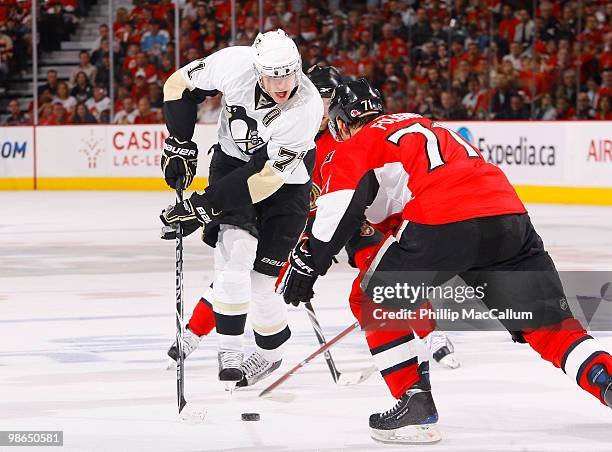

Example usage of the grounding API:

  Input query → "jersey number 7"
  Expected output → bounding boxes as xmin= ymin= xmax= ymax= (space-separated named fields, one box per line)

xmin=386 ymin=122 xmax=480 ymax=172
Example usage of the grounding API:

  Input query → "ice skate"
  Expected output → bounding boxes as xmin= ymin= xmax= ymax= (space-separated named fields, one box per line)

xmin=425 ymin=330 xmax=460 ymax=369
xmin=588 ymin=364 xmax=612 ymax=408
xmin=369 ymin=363 xmax=441 ymax=444
xmin=236 ymin=351 xmax=282 ymax=388
xmin=218 ymin=350 xmax=244 ymax=393
xmin=166 ymin=327 xmax=201 ymax=369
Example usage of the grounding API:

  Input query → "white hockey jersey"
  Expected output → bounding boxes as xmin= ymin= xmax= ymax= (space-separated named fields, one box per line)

xmin=177 ymin=46 xmax=323 ymax=188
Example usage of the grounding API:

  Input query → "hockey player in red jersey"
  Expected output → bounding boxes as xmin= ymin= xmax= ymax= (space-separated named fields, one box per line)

xmin=278 ymin=78 xmax=612 ymax=444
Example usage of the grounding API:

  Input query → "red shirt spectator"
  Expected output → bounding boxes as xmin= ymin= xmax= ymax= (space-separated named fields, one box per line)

xmin=130 ymin=51 xmax=157 ymax=83
xmin=378 ymin=24 xmax=409 ymax=62
xmin=499 ymin=5 xmax=520 ymax=42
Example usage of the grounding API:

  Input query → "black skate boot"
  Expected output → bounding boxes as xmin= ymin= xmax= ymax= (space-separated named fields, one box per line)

xmin=218 ymin=351 xmax=244 ymax=392
xmin=236 ymin=352 xmax=282 ymax=388
xmin=587 ymin=364 xmax=612 ymax=408
xmin=369 ymin=362 xmax=441 ymax=444
xmin=167 ymin=327 xmax=201 ymax=366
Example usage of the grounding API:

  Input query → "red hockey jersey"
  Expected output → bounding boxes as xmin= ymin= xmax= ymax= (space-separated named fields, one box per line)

xmin=309 ymin=113 xmax=526 ymax=274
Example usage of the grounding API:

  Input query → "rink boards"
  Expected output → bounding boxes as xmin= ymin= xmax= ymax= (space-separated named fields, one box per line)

xmin=0 ymin=121 xmax=611 ymax=205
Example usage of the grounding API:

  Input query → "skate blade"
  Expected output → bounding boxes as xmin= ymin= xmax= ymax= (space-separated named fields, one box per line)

xmin=223 ymin=381 xmax=238 ymax=393
xmin=337 ymin=365 xmax=377 ymax=385
xmin=439 ymin=354 xmax=460 ymax=370
xmin=370 ymin=424 xmax=441 ymax=445
xmin=166 ymin=358 xmax=177 ymax=370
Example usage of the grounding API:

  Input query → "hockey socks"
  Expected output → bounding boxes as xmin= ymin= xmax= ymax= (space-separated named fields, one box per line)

xmin=523 ymin=318 xmax=612 ymax=407
xmin=187 ymin=293 xmax=216 ymax=336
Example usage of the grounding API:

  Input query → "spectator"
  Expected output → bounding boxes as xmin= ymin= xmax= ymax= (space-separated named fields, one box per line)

xmin=555 ymin=96 xmax=576 ymax=119
xmin=595 ymin=95 xmax=611 ymax=119
xmin=461 ymin=77 xmax=484 ymax=118
xmin=95 ymin=54 xmax=112 ymax=91
xmin=148 ymin=82 xmax=162 ymax=109
xmin=69 ymin=51 xmax=97 ymax=87
xmin=498 ymin=4 xmax=520 ymax=43
xmin=435 ymin=91 xmax=467 ymax=120
xmin=39 ymin=69 xmax=59 ymax=96
xmin=131 ymin=75 xmax=149 ymax=100
xmin=157 ymin=56 xmax=174 ymax=84
xmin=0 ymin=29 xmax=13 ymax=85
xmin=134 ymin=96 xmax=158 ymax=123
xmin=514 ymin=9 xmax=535 ymax=48
xmin=92 ymin=24 xmax=109 ymax=52
xmin=71 ymin=72 xmax=93 ymax=103
xmin=489 ymin=74 xmax=516 ymax=118
xmin=141 ymin=19 xmax=170 ymax=58
xmin=53 ymin=82 xmax=78 ymax=114
xmin=130 ymin=51 xmax=157 ymax=83
xmin=113 ymin=97 xmax=138 ymax=124
xmin=236 ymin=16 xmax=258 ymax=46
xmin=38 ymin=103 xmax=56 ymax=125
xmin=3 ymin=99 xmax=30 ymax=125
xmin=532 ymin=93 xmax=557 ymax=120
xmin=410 ymin=8 xmax=432 ymax=47
xmin=51 ymin=102 xmax=68 ymax=125
xmin=91 ymin=38 xmax=109 ymax=67
xmin=558 ymin=68 xmax=579 ymax=106
xmin=85 ymin=85 xmax=111 ymax=122
xmin=71 ymin=102 xmax=98 ymax=124
xmin=499 ymin=94 xmax=530 ymax=119
xmin=575 ymin=92 xmax=595 ymax=119
xmin=503 ymin=42 xmax=524 ymax=71
xmin=378 ymin=23 xmax=409 ymax=62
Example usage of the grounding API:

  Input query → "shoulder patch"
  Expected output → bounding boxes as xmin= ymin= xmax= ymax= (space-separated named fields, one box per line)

xmin=310 ymin=182 xmax=321 ymax=211
xmin=360 ymin=222 xmax=376 ymax=237
xmin=262 ymin=107 xmax=281 ymax=127
xmin=187 ymin=59 xmax=205 ymax=79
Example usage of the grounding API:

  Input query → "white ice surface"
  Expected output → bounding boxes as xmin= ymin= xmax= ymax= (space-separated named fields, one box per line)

xmin=1 ymin=192 xmax=611 ymax=452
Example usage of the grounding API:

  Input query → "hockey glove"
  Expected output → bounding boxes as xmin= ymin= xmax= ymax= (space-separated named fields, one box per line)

xmin=160 ymin=191 xmax=222 ymax=231
xmin=276 ymin=238 xmax=319 ymax=307
xmin=161 ymin=136 xmax=198 ymax=189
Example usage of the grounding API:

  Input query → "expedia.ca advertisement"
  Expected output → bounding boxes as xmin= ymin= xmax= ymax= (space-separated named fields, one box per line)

xmin=442 ymin=121 xmax=565 ymax=186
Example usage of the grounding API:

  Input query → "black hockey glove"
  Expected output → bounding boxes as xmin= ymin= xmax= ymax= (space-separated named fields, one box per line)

xmin=276 ymin=238 xmax=319 ymax=307
xmin=160 ymin=191 xmax=222 ymax=232
xmin=161 ymin=136 xmax=198 ymax=189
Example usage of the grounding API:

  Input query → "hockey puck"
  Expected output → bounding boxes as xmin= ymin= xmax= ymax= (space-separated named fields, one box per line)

xmin=241 ymin=412 xmax=260 ymax=421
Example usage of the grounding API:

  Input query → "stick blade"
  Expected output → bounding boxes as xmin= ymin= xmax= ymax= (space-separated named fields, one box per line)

xmin=337 ymin=365 xmax=377 ymax=386
xmin=179 ymin=403 xmax=207 ymax=424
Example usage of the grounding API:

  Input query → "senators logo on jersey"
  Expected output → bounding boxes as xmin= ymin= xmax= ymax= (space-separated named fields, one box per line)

xmin=310 ymin=182 xmax=321 ymax=211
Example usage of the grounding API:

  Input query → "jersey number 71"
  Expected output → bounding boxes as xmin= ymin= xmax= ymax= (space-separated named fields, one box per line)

xmin=386 ymin=123 xmax=480 ymax=172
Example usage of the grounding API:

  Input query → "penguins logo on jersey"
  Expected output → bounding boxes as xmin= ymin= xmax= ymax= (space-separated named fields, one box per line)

xmin=226 ymin=105 xmax=265 ymax=155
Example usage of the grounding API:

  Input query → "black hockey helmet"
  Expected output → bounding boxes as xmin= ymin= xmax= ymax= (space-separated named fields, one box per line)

xmin=306 ymin=64 xmax=342 ymax=98
xmin=328 ymin=78 xmax=384 ymax=141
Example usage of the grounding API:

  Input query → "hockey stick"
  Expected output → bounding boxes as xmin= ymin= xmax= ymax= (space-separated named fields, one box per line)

xmin=175 ymin=181 xmax=187 ymax=414
xmin=304 ymin=302 xmax=376 ymax=386
xmin=259 ymin=320 xmax=376 ymax=398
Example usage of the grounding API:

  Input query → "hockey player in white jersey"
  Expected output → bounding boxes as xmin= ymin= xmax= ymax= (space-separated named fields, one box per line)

xmin=159 ymin=30 xmax=323 ymax=389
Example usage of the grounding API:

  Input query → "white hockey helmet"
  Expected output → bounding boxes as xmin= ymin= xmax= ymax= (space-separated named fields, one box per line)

xmin=252 ymin=29 xmax=301 ymax=88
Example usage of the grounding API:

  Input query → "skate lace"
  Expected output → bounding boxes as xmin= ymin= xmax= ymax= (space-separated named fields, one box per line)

xmin=381 ymin=393 xmax=410 ymax=417
xmin=427 ymin=331 xmax=449 ymax=354
xmin=220 ymin=351 xmax=243 ymax=369
xmin=182 ymin=330 xmax=200 ymax=355
xmin=242 ymin=352 xmax=269 ymax=378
